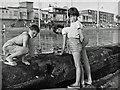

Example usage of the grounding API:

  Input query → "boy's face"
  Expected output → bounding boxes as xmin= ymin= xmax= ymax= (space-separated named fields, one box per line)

xmin=29 ymin=30 xmax=38 ymax=38
xmin=70 ymin=15 xmax=77 ymax=23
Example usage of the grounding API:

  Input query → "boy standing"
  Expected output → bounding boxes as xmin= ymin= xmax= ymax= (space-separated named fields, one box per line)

xmin=2 ymin=24 xmax=40 ymax=66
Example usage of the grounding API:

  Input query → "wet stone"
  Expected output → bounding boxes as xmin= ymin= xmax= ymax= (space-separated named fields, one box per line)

xmin=2 ymin=45 xmax=120 ymax=90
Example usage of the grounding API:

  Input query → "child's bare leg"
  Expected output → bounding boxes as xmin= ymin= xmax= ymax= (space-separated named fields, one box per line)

xmin=5 ymin=47 xmax=29 ymax=66
xmin=80 ymin=63 xmax=85 ymax=86
xmin=82 ymin=47 xmax=92 ymax=84
xmin=22 ymin=56 xmax=30 ymax=65
xmin=71 ymin=52 xmax=82 ymax=87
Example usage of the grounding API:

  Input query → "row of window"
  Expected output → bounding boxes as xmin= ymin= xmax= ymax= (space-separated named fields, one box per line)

xmin=2 ymin=10 xmax=8 ymax=13
xmin=1 ymin=10 xmax=27 ymax=16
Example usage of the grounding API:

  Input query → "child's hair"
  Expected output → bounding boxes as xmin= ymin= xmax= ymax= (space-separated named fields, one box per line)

xmin=68 ymin=7 xmax=79 ymax=17
xmin=29 ymin=24 xmax=40 ymax=33
xmin=53 ymin=24 xmax=64 ymax=34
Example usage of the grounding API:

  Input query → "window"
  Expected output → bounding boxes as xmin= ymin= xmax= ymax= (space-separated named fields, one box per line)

xmin=14 ymin=11 xmax=18 ymax=16
xmin=34 ymin=13 xmax=38 ymax=19
xmin=2 ymin=10 xmax=4 ymax=13
xmin=42 ymin=14 xmax=45 ymax=18
xmin=83 ymin=16 xmax=85 ymax=20
xmin=53 ymin=14 xmax=56 ymax=18
xmin=86 ymin=16 xmax=88 ymax=20
xmin=56 ymin=14 xmax=63 ymax=21
xmin=22 ymin=12 xmax=26 ymax=16
xmin=46 ymin=14 xmax=48 ymax=19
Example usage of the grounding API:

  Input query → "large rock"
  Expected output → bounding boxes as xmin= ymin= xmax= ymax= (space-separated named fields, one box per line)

xmin=2 ymin=45 xmax=120 ymax=90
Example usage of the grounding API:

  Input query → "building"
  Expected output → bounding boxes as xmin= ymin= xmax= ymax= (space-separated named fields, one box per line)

xmin=81 ymin=9 xmax=114 ymax=26
xmin=79 ymin=13 xmax=93 ymax=26
xmin=117 ymin=1 xmax=120 ymax=24
xmin=19 ymin=1 xmax=34 ymax=20
xmin=0 ymin=1 xmax=51 ymax=28
xmin=0 ymin=1 xmax=115 ymax=29
xmin=42 ymin=6 xmax=67 ymax=26
xmin=0 ymin=1 xmax=38 ymax=28
xmin=118 ymin=1 xmax=120 ymax=15
xmin=0 ymin=6 xmax=28 ymax=27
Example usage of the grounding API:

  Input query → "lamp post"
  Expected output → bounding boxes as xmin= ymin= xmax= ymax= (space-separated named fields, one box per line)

xmin=66 ymin=2 xmax=69 ymax=26
xmin=96 ymin=0 xmax=99 ymax=46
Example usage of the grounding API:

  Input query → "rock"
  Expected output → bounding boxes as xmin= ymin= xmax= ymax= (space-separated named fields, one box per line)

xmin=2 ymin=45 xmax=120 ymax=90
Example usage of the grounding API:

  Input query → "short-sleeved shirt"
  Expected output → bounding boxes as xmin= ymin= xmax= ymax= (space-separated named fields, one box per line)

xmin=62 ymin=20 xmax=83 ymax=38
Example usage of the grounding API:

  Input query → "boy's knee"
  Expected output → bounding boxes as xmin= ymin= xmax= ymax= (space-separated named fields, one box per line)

xmin=20 ymin=47 xmax=29 ymax=54
xmin=23 ymin=47 xmax=29 ymax=54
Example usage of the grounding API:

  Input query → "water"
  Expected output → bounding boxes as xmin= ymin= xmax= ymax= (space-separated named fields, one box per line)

xmin=0 ymin=27 xmax=119 ymax=55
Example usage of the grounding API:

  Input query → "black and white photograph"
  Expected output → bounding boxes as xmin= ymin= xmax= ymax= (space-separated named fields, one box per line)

xmin=0 ymin=0 xmax=120 ymax=90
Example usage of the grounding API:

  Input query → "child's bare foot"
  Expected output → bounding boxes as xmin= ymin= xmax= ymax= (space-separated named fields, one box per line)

xmin=67 ymin=83 xmax=80 ymax=89
xmin=22 ymin=60 xmax=30 ymax=65
xmin=4 ymin=56 xmax=17 ymax=66
xmin=6 ymin=56 xmax=12 ymax=61
xmin=85 ymin=79 xmax=92 ymax=85
xmin=22 ymin=56 xmax=30 ymax=65
xmin=4 ymin=61 xmax=17 ymax=66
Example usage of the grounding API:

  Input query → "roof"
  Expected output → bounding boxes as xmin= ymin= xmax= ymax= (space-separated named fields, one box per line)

xmin=7 ymin=7 xmax=19 ymax=9
xmin=19 ymin=1 xmax=33 ymax=4
xmin=54 ymin=7 xmax=67 ymax=10
xmin=0 ymin=7 xmax=9 ymax=10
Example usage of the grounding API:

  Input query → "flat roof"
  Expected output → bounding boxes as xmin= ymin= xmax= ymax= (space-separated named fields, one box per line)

xmin=19 ymin=1 xmax=33 ymax=3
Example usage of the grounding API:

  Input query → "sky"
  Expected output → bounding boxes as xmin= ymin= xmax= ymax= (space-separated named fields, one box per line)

xmin=0 ymin=0 xmax=119 ymax=15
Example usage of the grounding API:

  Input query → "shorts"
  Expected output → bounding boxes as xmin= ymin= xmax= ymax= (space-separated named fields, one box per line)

xmin=68 ymin=38 xmax=82 ymax=52
xmin=3 ymin=45 xmax=23 ymax=56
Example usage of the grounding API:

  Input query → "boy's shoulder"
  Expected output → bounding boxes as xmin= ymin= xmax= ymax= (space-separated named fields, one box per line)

xmin=21 ymin=32 xmax=30 ymax=38
xmin=76 ymin=20 xmax=83 ymax=27
xmin=76 ymin=20 xmax=82 ymax=25
xmin=22 ymin=31 xmax=28 ymax=35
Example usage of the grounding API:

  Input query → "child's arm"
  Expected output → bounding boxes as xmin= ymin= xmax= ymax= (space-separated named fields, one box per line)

xmin=23 ymin=35 xmax=29 ymax=47
xmin=28 ymin=38 xmax=35 ymax=56
xmin=60 ymin=34 xmax=67 ymax=55
xmin=78 ymin=28 xmax=84 ymax=42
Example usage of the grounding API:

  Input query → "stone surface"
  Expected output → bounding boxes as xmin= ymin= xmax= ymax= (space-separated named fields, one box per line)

xmin=2 ymin=45 xmax=120 ymax=90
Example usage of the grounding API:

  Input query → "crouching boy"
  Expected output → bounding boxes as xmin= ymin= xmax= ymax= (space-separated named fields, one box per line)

xmin=2 ymin=24 xmax=40 ymax=66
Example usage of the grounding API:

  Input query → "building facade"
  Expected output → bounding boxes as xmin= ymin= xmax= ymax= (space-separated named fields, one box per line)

xmin=0 ymin=2 xmax=115 ymax=29
xmin=0 ymin=7 xmax=28 ymax=27
xmin=81 ymin=9 xmax=114 ymax=25
xmin=118 ymin=1 xmax=120 ymax=15
xmin=43 ymin=6 xmax=67 ymax=26
xmin=117 ymin=1 xmax=120 ymax=24
xmin=0 ymin=1 xmax=36 ymax=28
xmin=0 ymin=1 xmax=51 ymax=28
xmin=79 ymin=13 xmax=93 ymax=26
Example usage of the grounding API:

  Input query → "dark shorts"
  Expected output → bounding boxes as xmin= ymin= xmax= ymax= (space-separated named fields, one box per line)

xmin=68 ymin=38 xmax=82 ymax=52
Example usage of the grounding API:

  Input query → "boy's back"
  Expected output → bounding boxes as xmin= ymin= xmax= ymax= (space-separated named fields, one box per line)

xmin=4 ymin=32 xmax=30 ymax=47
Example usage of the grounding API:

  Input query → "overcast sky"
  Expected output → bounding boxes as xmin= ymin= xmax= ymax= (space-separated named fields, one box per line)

xmin=0 ymin=0 xmax=119 ymax=15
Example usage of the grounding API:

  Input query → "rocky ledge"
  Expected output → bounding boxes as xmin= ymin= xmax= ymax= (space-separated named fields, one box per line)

xmin=2 ymin=44 xmax=120 ymax=90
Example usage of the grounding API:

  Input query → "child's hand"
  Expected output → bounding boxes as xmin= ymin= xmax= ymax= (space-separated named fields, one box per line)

xmin=80 ymin=36 xmax=84 ymax=43
xmin=59 ymin=51 xmax=64 ymax=55
xmin=55 ymin=50 xmax=64 ymax=56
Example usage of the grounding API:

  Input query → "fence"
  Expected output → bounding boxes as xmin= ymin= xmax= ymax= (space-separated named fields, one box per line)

xmin=0 ymin=27 xmax=119 ymax=55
